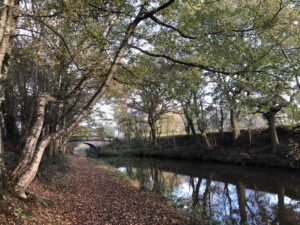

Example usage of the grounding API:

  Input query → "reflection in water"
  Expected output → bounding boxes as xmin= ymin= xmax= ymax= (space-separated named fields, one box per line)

xmin=102 ymin=157 xmax=300 ymax=225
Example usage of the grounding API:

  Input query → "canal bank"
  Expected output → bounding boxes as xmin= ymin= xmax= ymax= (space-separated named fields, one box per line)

xmin=98 ymin=127 xmax=300 ymax=169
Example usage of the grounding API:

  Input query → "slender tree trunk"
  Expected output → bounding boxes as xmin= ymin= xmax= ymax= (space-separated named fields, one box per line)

xmin=230 ymin=109 xmax=240 ymax=143
xmin=49 ymin=137 xmax=63 ymax=157
xmin=0 ymin=0 xmax=19 ymax=186
xmin=183 ymin=115 xmax=191 ymax=136
xmin=196 ymin=119 xmax=212 ymax=149
xmin=265 ymin=112 xmax=280 ymax=154
xmin=247 ymin=127 xmax=252 ymax=150
xmin=0 ymin=113 xmax=4 ymax=186
xmin=186 ymin=116 xmax=197 ymax=140
xmin=202 ymin=132 xmax=213 ymax=149
xmin=219 ymin=107 xmax=224 ymax=134
xmin=149 ymin=116 xmax=158 ymax=147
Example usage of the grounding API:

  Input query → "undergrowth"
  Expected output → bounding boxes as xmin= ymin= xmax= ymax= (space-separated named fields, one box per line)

xmin=38 ymin=153 xmax=71 ymax=183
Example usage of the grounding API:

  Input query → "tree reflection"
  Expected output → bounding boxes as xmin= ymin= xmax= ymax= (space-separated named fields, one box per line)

xmin=190 ymin=177 xmax=201 ymax=208
xmin=275 ymin=187 xmax=299 ymax=225
xmin=108 ymin=158 xmax=300 ymax=225
xmin=236 ymin=182 xmax=247 ymax=225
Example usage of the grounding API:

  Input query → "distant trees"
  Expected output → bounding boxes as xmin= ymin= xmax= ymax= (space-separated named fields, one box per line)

xmin=119 ymin=58 xmax=174 ymax=147
xmin=168 ymin=67 xmax=214 ymax=148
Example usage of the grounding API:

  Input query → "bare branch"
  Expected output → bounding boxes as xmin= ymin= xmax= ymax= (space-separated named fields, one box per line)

xmin=129 ymin=44 xmax=235 ymax=75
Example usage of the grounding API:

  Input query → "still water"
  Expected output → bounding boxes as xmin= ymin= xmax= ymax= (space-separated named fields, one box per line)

xmin=100 ymin=156 xmax=300 ymax=225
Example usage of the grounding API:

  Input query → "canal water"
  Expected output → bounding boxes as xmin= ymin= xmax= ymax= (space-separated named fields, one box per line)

xmin=99 ymin=156 xmax=300 ymax=225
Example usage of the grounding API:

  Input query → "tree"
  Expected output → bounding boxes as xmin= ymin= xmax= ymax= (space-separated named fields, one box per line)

xmin=10 ymin=0 xmax=176 ymax=199
xmin=1 ymin=0 xmax=299 ymax=199
xmin=168 ymin=66 xmax=214 ymax=148
xmin=124 ymin=58 xmax=174 ymax=147
xmin=0 ymin=0 xmax=19 ymax=186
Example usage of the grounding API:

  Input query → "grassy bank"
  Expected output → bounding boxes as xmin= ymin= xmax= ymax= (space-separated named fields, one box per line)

xmin=98 ymin=126 xmax=300 ymax=169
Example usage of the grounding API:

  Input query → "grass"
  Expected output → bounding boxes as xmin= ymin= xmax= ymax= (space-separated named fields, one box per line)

xmin=86 ymin=157 xmax=132 ymax=182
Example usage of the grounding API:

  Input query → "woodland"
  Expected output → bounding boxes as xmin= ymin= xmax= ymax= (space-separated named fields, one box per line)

xmin=0 ymin=0 xmax=299 ymax=208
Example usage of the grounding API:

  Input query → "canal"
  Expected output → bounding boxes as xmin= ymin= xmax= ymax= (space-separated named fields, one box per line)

xmin=99 ymin=156 xmax=300 ymax=224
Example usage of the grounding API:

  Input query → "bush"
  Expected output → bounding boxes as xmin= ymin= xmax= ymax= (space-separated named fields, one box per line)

xmin=38 ymin=153 xmax=71 ymax=183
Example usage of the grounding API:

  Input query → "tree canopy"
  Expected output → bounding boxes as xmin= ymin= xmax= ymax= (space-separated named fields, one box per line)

xmin=0 ymin=0 xmax=299 ymax=198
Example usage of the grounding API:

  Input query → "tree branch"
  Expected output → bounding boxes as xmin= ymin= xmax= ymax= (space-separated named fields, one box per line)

xmin=129 ymin=44 xmax=235 ymax=75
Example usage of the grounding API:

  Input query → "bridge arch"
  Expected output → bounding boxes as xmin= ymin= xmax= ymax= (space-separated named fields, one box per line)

xmin=83 ymin=143 xmax=97 ymax=150
xmin=67 ymin=136 xmax=113 ymax=155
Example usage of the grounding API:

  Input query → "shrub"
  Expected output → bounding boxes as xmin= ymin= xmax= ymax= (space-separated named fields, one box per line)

xmin=38 ymin=153 xmax=71 ymax=183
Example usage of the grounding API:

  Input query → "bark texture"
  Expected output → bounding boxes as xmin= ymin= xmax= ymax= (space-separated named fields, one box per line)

xmin=265 ymin=112 xmax=280 ymax=154
xmin=0 ymin=0 xmax=19 ymax=185
xmin=230 ymin=109 xmax=240 ymax=143
xmin=11 ymin=94 xmax=59 ymax=181
xmin=148 ymin=114 xmax=158 ymax=147
xmin=14 ymin=136 xmax=51 ymax=199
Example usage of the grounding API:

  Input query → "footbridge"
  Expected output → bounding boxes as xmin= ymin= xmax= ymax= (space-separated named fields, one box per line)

xmin=67 ymin=136 xmax=113 ymax=154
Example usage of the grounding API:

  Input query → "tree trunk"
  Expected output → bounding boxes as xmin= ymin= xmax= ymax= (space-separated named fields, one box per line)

xmin=202 ymin=132 xmax=213 ymax=149
xmin=265 ymin=112 xmax=280 ymax=154
xmin=0 ymin=113 xmax=4 ymax=187
xmin=230 ymin=109 xmax=240 ymax=143
xmin=186 ymin=116 xmax=197 ymax=140
xmin=0 ymin=0 xmax=19 ymax=186
xmin=149 ymin=116 xmax=158 ymax=148
xmin=219 ymin=107 xmax=224 ymax=134
xmin=13 ymin=136 xmax=51 ymax=199
xmin=196 ymin=119 xmax=212 ymax=149
xmin=49 ymin=137 xmax=63 ymax=157
xmin=0 ymin=0 xmax=19 ymax=76
xmin=11 ymin=94 xmax=60 ymax=182
xmin=183 ymin=115 xmax=191 ymax=136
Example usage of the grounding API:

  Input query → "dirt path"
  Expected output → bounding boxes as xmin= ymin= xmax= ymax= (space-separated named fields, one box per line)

xmin=27 ymin=156 xmax=190 ymax=225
